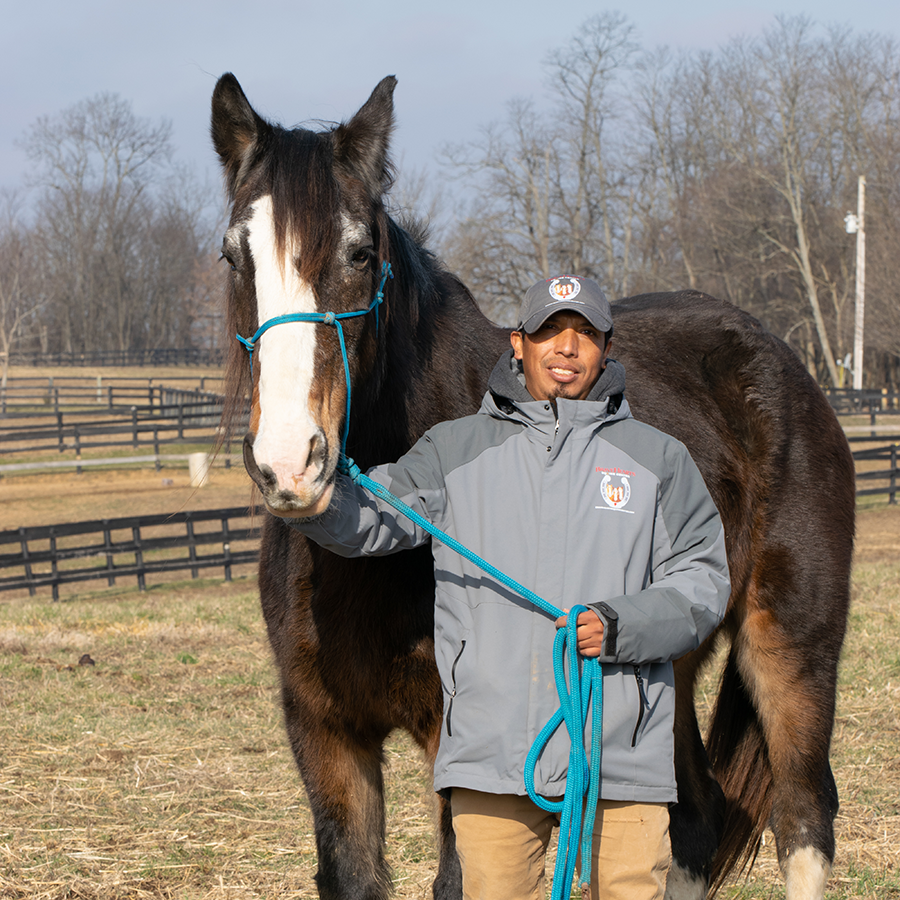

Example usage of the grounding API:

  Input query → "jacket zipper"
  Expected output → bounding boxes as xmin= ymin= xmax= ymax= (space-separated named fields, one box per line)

xmin=631 ymin=665 xmax=651 ymax=747
xmin=446 ymin=640 xmax=466 ymax=737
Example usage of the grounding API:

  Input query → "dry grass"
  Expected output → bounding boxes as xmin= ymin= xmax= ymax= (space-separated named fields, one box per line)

xmin=0 ymin=502 xmax=897 ymax=898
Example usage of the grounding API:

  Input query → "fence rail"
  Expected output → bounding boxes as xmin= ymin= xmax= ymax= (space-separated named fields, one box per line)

xmin=6 ymin=348 xmax=224 ymax=368
xmin=0 ymin=507 xmax=259 ymax=601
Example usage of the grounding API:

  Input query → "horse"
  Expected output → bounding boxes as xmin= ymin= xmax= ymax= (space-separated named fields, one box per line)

xmin=211 ymin=73 xmax=854 ymax=900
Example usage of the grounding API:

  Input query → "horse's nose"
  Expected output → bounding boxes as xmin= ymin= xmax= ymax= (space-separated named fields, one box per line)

xmin=307 ymin=429 xmax=327 ymax=475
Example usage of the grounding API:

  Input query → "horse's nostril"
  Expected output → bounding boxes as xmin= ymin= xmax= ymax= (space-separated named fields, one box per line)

xmin=307 ymin=431 xmax=327 ymax=470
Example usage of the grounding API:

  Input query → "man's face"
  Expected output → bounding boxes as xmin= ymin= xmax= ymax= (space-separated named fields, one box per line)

xmin=510 ymin=311 xmax=612 ymax=403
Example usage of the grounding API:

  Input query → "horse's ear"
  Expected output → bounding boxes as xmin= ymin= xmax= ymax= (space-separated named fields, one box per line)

xmin=211 ymin=73 xmax=271 ymax=197
xmin=333 ymin=76 xmax=397 ymax=199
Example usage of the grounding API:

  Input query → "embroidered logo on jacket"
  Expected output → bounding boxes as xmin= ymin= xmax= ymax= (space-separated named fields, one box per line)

xmin=595 ymin=467 xmax=635 ymax=513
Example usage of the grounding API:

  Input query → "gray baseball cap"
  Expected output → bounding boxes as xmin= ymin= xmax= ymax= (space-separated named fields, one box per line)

xmin=517 ymin=275 xmax=613 ymax=335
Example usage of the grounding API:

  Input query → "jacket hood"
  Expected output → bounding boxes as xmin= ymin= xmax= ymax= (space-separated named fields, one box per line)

xmin=486 ymin=347 xmax=627 ymax=409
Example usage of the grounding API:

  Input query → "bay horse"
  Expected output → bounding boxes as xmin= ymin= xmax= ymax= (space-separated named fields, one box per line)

xmin=211 ymin=73 xmax=854 ymax=900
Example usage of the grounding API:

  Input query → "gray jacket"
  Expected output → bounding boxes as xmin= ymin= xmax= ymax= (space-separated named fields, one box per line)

xmin=289 ymin=351 xmax=730 ymax=802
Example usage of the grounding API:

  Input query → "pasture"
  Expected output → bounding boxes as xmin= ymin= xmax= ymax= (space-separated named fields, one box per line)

xmin=0 ymin=467 xmax=897 ymax=898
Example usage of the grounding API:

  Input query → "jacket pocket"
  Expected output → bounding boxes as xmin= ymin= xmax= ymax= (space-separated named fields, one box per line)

xmin=631 ymin=664 xmax=651 ymax=747
xmin=445 ymin=640 xmax=466 ymax=737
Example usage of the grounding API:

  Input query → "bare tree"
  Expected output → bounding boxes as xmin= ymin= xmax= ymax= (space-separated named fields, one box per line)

xmin=633 ymin=18 xmax=900 ymax=385
xmin=441 ymin=14 xmax=639 ymax=319
xmin=21 ymin=94 xmax=216 ymax=354
xmin=0 ymin=193 xmax=46 ymax=386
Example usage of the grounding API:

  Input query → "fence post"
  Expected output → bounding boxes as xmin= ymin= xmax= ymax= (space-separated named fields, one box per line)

xmin=75 ymin=428 xmax=82 ymax=474
xmin=57 ymin=411 xmax=64 ymax=453
xmin=49 ymin=528 xmax=59 ymax=602
xmin=133 ymin=524 xmax=146 ymax=591
xmin=19 ymin=527 xmax=35 ymax=597
xmin=131 ymin=406 xmax=138 ymax=449
xmin=891 ymin=444 xmax=897 ymax=506
xmin=154 ymin=428 xmax=161 ymax=471
xmin=108 ymin=385 xmax=113 ymax=409
xmin=222 ymin=515 xmax=232 ymax=582
xmin=186 ymin=513 xmax=198 ymax=579
xmin=103 ymin=521 xmax=116 ymax=586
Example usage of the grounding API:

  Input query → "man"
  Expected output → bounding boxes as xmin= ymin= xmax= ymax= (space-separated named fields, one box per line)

xmin=285 ymin=275 xmax=730 ymax=900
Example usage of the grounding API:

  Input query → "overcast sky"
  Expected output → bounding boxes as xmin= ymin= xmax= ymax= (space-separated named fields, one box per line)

xmin=3 ymin=0 xmax=899 ymax=208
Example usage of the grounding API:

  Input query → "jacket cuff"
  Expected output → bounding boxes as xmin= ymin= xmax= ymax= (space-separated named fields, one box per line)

xmin=590 ymin=601 xmax=619 ymax=658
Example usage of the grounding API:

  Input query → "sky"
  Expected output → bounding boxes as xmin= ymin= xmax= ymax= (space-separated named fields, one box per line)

xmin=3 ymin=0 xmax=900 ymax=211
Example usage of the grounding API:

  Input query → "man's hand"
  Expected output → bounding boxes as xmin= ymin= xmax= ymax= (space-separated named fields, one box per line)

xmin=555 ymin=608 xmax=604 ymax=658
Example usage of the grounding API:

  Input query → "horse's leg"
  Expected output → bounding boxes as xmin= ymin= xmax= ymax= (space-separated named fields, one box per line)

xmin=432 ymin=792 xmax=463 ymax=900
xmin=733 ymin=607 xmax=841 ymax=900
xmin=390 ymin=642 xmax=463 ymax=900
xmin=282 ymin=686 xmax=393 ymax=900
xmin=666 ymin=649 xmax=726 ymax=900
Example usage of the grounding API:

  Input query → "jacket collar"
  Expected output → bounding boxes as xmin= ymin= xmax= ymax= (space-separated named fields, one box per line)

xmin=479 ymin=348 xmax=630 ymax=435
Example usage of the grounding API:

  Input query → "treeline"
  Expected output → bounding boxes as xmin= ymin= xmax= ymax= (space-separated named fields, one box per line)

xmin=2 ymin=15 xmax=898 ymax=391
xmin=438 ymin=14 xmax=900 ymax=389
xmin=0 ymin=94 xmax=223 ymax=383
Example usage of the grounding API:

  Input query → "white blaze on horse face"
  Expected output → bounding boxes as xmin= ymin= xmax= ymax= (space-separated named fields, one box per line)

xmin=246 ymin=195 xmax=325 ymax=501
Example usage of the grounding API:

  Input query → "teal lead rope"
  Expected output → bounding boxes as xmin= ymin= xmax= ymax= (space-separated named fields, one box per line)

xmin=339 ymin=457 xmax=604 ymax=899
xmin=237 ymin=260 xmax=603 ymax=899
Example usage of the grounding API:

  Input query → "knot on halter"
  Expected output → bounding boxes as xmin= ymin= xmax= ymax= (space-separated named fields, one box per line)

xmin=337 ymin=454 xmax=362 ymax=483
xmin=323 ymin=311 xmax=336 ymax=325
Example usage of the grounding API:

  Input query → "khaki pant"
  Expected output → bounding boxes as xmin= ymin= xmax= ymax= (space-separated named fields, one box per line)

xmin=450 ymin=788 xmax=670 ymax=900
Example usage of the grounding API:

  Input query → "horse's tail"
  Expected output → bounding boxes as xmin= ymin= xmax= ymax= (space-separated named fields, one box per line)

xmin=706 ymin=648 xmax=773 ymax=895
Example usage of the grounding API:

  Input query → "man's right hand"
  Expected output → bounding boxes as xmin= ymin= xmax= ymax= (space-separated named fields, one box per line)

xmin=555 ymin=608 xmax=604 ymax=657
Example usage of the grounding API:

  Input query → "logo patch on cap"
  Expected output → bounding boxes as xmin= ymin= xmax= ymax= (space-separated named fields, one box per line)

xmin=548 ymin=277 xmax=581 ymax=302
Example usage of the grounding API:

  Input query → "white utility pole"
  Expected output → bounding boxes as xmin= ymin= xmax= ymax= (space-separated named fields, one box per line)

xmin=844 ymin=176 xmax=866 ymax=391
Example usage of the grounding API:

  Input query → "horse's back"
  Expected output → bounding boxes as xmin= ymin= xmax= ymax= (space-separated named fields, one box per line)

xmin=611 ymin=290 xmax=855 ymax=553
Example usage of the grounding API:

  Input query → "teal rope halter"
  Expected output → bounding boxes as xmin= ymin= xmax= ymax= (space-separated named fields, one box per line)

xmin=236 ymin=261 xmax=393 ymax=451
xmin=236 ymin=259 xmax=603 ymax=899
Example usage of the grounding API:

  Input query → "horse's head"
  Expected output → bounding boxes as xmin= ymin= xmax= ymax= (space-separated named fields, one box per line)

xmin=212 ymin=73 xmax=396 ymax=517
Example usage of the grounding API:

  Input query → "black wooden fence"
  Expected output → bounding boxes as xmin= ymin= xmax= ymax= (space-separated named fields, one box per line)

xmin=826 ymin=388 xmax=900 ymax=423
xmin=0 ymin=398 xmax=247 ymax=460
xmin=851 ymin=440 xmax=899 ymax=504
xmin=6 ymin=348 xmax=224 ymax=368
xmin=0 ymin=377 xmax=225 ymax=415
xmin=0 ymin=507 xmax=259 ymax=601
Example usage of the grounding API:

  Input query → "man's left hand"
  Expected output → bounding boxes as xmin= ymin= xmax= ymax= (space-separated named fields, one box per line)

xmin=555 ymin=608 xmax=604 ymax=657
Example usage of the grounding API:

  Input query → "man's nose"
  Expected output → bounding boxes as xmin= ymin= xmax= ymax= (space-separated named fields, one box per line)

xmin=554 ymin=328 xmax=579 ymax=355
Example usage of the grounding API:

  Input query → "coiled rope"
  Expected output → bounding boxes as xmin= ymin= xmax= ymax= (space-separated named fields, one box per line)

xmin=237 ymin=260 xmax=603 ymax=899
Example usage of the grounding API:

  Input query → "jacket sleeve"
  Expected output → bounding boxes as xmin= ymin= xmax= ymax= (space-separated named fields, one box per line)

xmin=590 ymin=441 xmax=730 ymax=665
xmin=280 ymin=433 xmax=446 ymax=557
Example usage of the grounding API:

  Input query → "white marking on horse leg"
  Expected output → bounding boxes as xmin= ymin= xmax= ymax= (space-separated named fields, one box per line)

xmin=246 ymin=195 xmax=324 ymax=502
xmin=783 ymin=846 xmax=829 ymax=900
xmin=664 ymin=862 xmax=707 ymax=900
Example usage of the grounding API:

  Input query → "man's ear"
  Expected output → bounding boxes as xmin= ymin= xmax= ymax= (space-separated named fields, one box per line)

xmin=510 ymin=330 xmax=524 ymax=361
xmin=602 ymin=336 xmax=612 ymax=369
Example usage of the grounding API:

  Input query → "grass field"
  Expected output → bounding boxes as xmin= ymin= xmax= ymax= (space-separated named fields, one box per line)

xmin=0 ymin=479 xmax=898 ymax=897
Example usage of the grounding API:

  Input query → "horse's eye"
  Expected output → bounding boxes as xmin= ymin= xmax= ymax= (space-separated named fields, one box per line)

xmin=219 ymin=252 xmax=236 ymax=271
xmin=351 ymin=246 xmax=373 ymax=268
